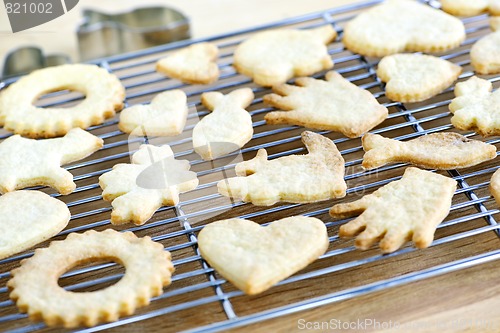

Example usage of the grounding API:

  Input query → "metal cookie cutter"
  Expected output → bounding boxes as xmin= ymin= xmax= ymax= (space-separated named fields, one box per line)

xmin=77 ymin=7 xmax=191 ymax=61
xmin=2 ymin=47 xmax=71 ymax=79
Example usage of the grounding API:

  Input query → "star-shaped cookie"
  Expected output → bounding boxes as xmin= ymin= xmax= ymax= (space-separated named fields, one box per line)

xmin=99 ymin=144 xmax=198 ymax=225
xmin=449 ymin=76 xmax=500 ymax=136
xmin=118 ymin=90 xmax=188 ymax=136
xmin=156 ymin=42 xmax=219 ymax=84
xmin=330 ymin=167 xmax=457 ymax=253
xmin=233 ymin=25 xmax=337 ymax=87
xmin=377 ymin=53 xmax=462 ymax=103
xmin=264 ymin=71 xmax=388 ymax=138
xmin=218 ymin=131 xmax=346 ymax=206
xmin=343 ymin=0 xmax=466 ymax=57
xmin=0 ymin=128 xmax=103 ymax=195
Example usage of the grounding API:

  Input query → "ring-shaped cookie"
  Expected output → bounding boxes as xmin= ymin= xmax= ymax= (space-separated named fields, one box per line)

xmin=0 ymin=64 xmax=125 ymax=138
xmin=8 ymin=229 xmax=174 ymax=328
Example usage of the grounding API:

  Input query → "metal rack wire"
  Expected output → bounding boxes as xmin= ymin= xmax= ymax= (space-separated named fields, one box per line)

xmin=1 ymin=0 xmax=500 ymax=331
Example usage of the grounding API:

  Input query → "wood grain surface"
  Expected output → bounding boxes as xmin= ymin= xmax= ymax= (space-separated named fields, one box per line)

xmin=0 ymin=1 xmax=499 ymax=333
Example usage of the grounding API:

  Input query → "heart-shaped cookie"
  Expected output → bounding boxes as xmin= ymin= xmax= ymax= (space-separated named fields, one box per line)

xmin=198 ymin=216 xmax=329 ymax=295
xmin=0 ymin=190 xmax=70 ymax=260
xmin=118 ymin=90 xmax=188 ymax=137
xmin=377 ymin=53 xmax=462 ymax=103
xmin=156 ymin=42 xmax=219 ymax=84
xmin=343 ymin=0 xmax=466 ymax=57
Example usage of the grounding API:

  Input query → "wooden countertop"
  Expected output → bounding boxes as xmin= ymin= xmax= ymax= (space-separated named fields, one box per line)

xmin=1 ymin=1 xmax=500 ymax=332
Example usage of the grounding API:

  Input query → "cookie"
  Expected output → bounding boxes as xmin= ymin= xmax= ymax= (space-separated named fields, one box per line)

xmin=330 ymin=167 xmax=457 ymax=253
xmin=490 ymin=168 xmax=500 ymax=206
xmin=118 ymin=90 xmax=188 ymax=136
xmin=470 ymin=20 xmax=500 ymax=75
xmin=193 ymin=88 xmax=254 ymax=161
xmin=0 ymin=64 xmax=124 ymax=138
xmin=99 ymin=144 xmax=198 ymax=225
xmin=449 ymin=76 xmax=500 ymax=136
xmin=0 ymin=191 xmax=70 ymax=260
xmin=8 ymin=229 xmax=174 ymax=328
xmin=492 ymin=16 xmax=500 ymax=31
xmin=156 ymin=42 xmax=219 ymax=85
xmin=343 ymin=0 xmax=466 ymax=57
xmin=198 ymin=216 xmax=328 ymax=295
xmin=0 ymin=128 xmax=103 ymax=195
xmin=362 ymin=133 xmax=497 ymax=170
xmin=233 ymin=25 xmax=337 ymax=87
xmin=377 ymin=53 xmax=462 ymax=103
xmin=263 ymin=71 xmax=388 ymax=138
xmin=218 ymin=131 xmax=346 ymax=206
xmin=441 ymin=0 xmax=500 ymax=16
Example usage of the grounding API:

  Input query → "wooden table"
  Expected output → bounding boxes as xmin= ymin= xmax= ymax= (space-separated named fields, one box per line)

xmin=1 ymin=1 xmax=499 ymax=332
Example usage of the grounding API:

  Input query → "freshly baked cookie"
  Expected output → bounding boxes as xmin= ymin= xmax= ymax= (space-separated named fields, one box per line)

xmin=362 ymin=133 xmax=497 ymax=170
xmin=0 ymin=128 xmax=103 ymax=195
xmin=377 ymin=53 xmax=462 ymax=103
xmin=233 ymin=25 xmax=337 ymax=87
xmin=193 ymin=88 xmax=254 ymax=160
xmin=8 ymin=229 xmax=174 ymax=328
xmin=156 ymin=42 xmax=219 ymax=84
xmin=99 ymin=144 xmax=198 ymax=225
xmin=492 ymin=16 xmax=500 ymax=31
xmin=330 ymin=167 xmax=457 ymax=253
xmin=441 ymin=0 xmax=500 ymax=16
xmin=218 ymin=131 xmax=346 ymax=206
xmin=119 ymin=90 xmax=188 ymax=136
xmin=0 ymin=191 xmax=70 ymax=260
xmin=449 ymin=76 xmax=500 ymax=136
xmin=263 ymin=71 xmax=388 ymax=138
xmin=490 ymin=168 xmax=500 ymax=206
xmin=198 ymin=216 xmax=328 ymax=295
xmin=0 ymin=64 xmax=124 ymax=138
xmin=343 ymin=0 xmax=466 ymax=57
xmin=471 ymin=20 xmax=500 ymax=75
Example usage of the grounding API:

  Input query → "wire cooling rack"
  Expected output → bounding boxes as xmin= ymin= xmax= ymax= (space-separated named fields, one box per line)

xmin=1 ymin=0 xmax=500 ymax=331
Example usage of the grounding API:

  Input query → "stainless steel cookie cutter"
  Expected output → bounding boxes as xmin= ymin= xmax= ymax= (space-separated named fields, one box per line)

xmin=2 ymin=47 xmax=71 ymax=79
xmin=77 ymin=6 xmax=191 ymax=61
